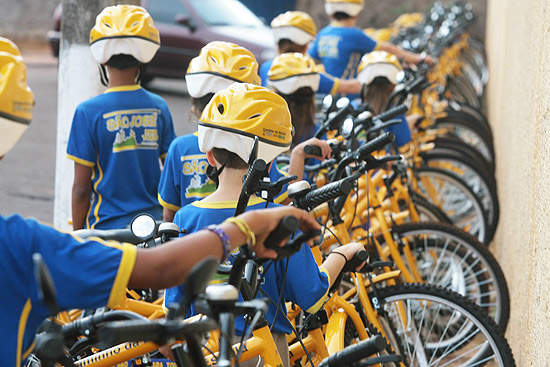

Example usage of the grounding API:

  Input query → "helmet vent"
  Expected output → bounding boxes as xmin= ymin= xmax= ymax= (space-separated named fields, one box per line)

xmin=248 ymin=113 xmax=261 ymax=119
xmin=239 ymin=66 xmax=247 ymax=70
xmin=131 ymin=21 xmax=140 ymax=27
xmin=217 ymin=103 xmax=225 ymax=114
xmin=210 ymin=56 xmax=218 ymax=64
xmin=104 ymin=23 xmax=112 ymax=28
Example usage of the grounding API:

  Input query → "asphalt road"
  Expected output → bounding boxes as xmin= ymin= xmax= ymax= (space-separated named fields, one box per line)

xmin=0 ymin=62 xmax=194 ymax=223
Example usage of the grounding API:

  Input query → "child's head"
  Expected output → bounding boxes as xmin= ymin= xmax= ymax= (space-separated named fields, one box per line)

xmin=198 ymin=83 xmax=292 ymax=171
xmin=357 ymin=51 xmax=402 ymax=113
xmin=185 ymin=41 xmax=260 ymax=119
xmin=89 ymin=5 xmax=160 ymax=84
xmin=271 ymin=11 xmax=317 ymax=54
xmin=325 ymin=0 xmax=364 ymax=20
xmin=0 ymin=38 xmax=34 ymax=159
xmin=267 ymin=53 xmax=320 ymax=148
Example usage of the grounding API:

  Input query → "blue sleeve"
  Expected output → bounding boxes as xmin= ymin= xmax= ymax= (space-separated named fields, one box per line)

xmin=158 ymin=142 xmax=182 ymax=210
xmin=353 ymin=31 xmax=377 ymax=54
xmin=386 ymin=114 xmax=411 ymax=147
xmin=67 ymin=105 xmax=96 ymax=166
xmin=259 ymin=60 xmax=272 ymax=87
xmin=318 ymin=73 xmax=336 ymax=95
xmin=281 ymin=244 xmax=330 ymax=313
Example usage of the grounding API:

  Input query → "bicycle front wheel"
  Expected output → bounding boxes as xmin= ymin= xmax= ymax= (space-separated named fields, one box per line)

xmin=375 ymin=284 xmax=515 ymax=367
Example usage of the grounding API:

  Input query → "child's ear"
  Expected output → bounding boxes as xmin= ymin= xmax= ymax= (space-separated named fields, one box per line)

xmin=206 ymin=151 xmax=217 ymax=166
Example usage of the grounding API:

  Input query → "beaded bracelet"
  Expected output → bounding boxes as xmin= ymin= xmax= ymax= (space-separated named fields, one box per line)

xmin=224 ymin=217 xmax=256 ymax=247
xmin=206 ymin=225 xmax=231 ymax=262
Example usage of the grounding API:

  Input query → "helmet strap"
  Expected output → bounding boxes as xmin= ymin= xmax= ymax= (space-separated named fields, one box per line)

xmin=98 ymin=64 xmax=109 ymax=87
xmin=206 ymin=161 xmax=228 ymax=189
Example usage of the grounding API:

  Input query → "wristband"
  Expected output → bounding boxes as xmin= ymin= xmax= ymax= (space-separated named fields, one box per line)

xmin=224 ymin=217 xmax=256 ymax=247
xmin=206 ymin=225 xmax=231 ymax=262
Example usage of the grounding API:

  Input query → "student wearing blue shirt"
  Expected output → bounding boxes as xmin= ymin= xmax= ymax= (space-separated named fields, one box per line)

xmin=260 ymin=11 xmax=363 ymax=96
xmin=308 ymin=0 xmax=434 ymax=81
xmin=0 ymin=36 xmax=321 ymax=367
xmin=357 ymin=51 xmax=412 ymax=148
xmin=163 ymin=83 xmax=364 ymax=366
xmin=67 ymin=5 xmax=176 ymax=230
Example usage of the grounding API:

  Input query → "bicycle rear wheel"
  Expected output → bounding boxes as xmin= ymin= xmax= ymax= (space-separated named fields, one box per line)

xmin=374 ymin=284 xmax=515 ymax=367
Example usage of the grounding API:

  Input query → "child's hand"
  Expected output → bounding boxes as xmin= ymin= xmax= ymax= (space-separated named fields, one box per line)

xmin=294 ymin=138 xmax=332 ymax=160
xmin=238 ymin=207 xmax=320 ymax=259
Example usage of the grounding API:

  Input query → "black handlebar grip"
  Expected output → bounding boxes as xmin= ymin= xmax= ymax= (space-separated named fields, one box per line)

xmin=98 ymin=320 xmax=165 ymax=346
xmin=235 ymin=159 xmax=267 ymax=216
xmin=317 ymin=105 xmax=353 ymax=138
xmin=320 ymin=335 xmax=386 ymax=367
xmin=303 ymin=145 xmax=323 ymax=157
xmin=357 ymin=132 xmax=395 ymax=160
xmin=341 ymin=250 xmax=368 ymax=272
xmin=263 ymin=216 xmax=300 ymax=250
xmin=374 ymin=104 xmax=408 ymax=122
xmin=298 ymin=179 xmax=352 ymax=210
xmin=407 ymin=75 xmax=428 ymax=93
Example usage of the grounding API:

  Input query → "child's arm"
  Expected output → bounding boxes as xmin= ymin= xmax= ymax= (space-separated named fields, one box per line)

xmin=71 ymin=163 xmax=92 ymax=230
xmin=378 ymin=42 xmax=435 ymax=65
xmin=288 ymin=138 xmax=332 ymax=182
xmin=321 ymin=242 xmax=366 ymax=286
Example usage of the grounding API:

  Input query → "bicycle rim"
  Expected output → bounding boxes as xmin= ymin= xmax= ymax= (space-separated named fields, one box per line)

xmin=389 ymin=222 xmax=509 ymax=329
xmin=415 ymin=168 xmax=488 ymax=244
xmin=375 ymin=284 xmax=515 ymax=367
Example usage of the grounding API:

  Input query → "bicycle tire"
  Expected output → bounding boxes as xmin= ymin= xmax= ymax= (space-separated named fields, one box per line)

xmin=378 ymin=221 xmax=510 ymax=329
xmin=447 ymin=75 xmax=482 ymax=108
xmin=436 ymin=110 xmax=494 ymax=149
xmin=445 ymin=101 xmax=493 ymax=141
xmin=431 ymin=135 xmax=494 ymax=173
xmin=373 ymin=284 xmax=515 ymax=367
xmin=410 ymin=193 xmax=453 ymax=224
xmin=420 ymin=149 xmax=499 ymax=243
xmin=435 ymin=112 xmax=495 ymax=165
xmin=414 ymin=167 xmax=489 ymax=244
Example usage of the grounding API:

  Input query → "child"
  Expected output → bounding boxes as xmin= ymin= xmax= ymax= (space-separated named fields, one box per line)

xmin=0 ymin=38 xmax=321 ymax=367
xmin=308 ymin=0 xmax=433 ymax=82
xmin=67 ymin=5 xmax=176 ymax=230
xmin=356 ymin=50 xmax=412 ymax=148
xmin=164 ymin=83 xmax=364 ymax=366
xmin=260 ymin=11 xmax=362 ymax=96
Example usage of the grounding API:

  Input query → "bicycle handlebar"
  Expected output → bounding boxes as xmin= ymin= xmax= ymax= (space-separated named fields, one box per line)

xmin=318 ymin=335 xmax=386 ymax=367
xmin=72 ymin=228 xmax=142 ymax=245
xmin=356 ymin=132 xmax=395 ymax=161
xmin=293 ymin=179 xmax=352 ymax=211
xmin=304 ymin=145 xmax=323 ymax=157
xmin=263 ymin=215 xmax=300 ymax=250
xmin=374 ymin=104 xmax=409 ymax=122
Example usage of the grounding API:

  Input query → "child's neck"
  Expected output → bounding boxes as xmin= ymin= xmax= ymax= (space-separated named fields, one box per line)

xmin=201 ymin=167 xmax=248 ymax=203
xmin=106 ymin=67 xmax=140 ymax=88
xmin=331 ymin=17 xmax=357 ymax=27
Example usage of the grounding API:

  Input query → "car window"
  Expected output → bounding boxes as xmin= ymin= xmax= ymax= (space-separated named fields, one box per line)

xmin=189 ymin=0 xmax=264 ymax=27
xmin=147 ymin=0 xmax=189 ymax=24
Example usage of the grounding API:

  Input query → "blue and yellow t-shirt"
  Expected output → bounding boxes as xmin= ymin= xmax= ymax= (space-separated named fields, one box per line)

xmin=158 ymin=133 xmax=290 ymax=212
xmin=164 ymin=198 xmax=330 ymax=335
xmin=0 ymin=214 xmax=136 ymax=366
xmin=308 ymin=25 xmax=378 ymax=80
xmin=67 ymin=85 xmax=176 ymax=229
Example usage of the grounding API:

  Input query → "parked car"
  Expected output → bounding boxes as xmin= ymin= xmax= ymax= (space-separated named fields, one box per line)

xmin=47 ymin=0 xmax=276 ymax=82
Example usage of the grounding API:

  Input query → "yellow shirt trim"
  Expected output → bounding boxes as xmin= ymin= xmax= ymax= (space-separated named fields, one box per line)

xmin=330 ymin=78 xmax=341 ymax=95
xmin=192 ymin=197 xmax=266 ymax=209
xmin=67 ymin=154 xmax=95 ymax=167
xmin=373 ymin=43 xmax=381 ymax=51
xmin=305 ymin=267 xmax=331 ymax=314
xmin=16 ymin=299 xmax=32 ymax=367
xmin=105 ymin=85 xmax=142 ymax=93
xmin=158 ymin=194 xmax=181 ymax=211
xmin=193 ymin=131 xmax=199 ymax=137
xmin=181 ymin=154 xmax=207 ymax=161
xmin=274 ymin=190 xmax=289 ymax=204
xmin=105 ymin=243 xmax=138 ymax=308
xmin=91 ymin=160 xmax=104 ymax=229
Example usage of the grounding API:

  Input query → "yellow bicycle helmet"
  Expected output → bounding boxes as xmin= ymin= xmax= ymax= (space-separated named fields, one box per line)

xmin=271 ymin=11 xmax=317 ymax=46
xmin=268 ymin=53 xmax=321 ymax=95
xmin=393 ymin=13 xmax=425 ymax=29
xmin=325 ymin=0 xmax=364 ymax=17
xmin=0 ymin=48 xmax=34 ymax=158
xmin=185 ymin=41 xmax=261 ymax=98
xmin=89 ymin=5 xmax=160 ymax=64
xmin=357 ymin=51 xmax=403 ymax=85
xmin=0 ymin=37 xmax=22 ymax=57
xmin=198 ymin=83 xmax=292 ymax=164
